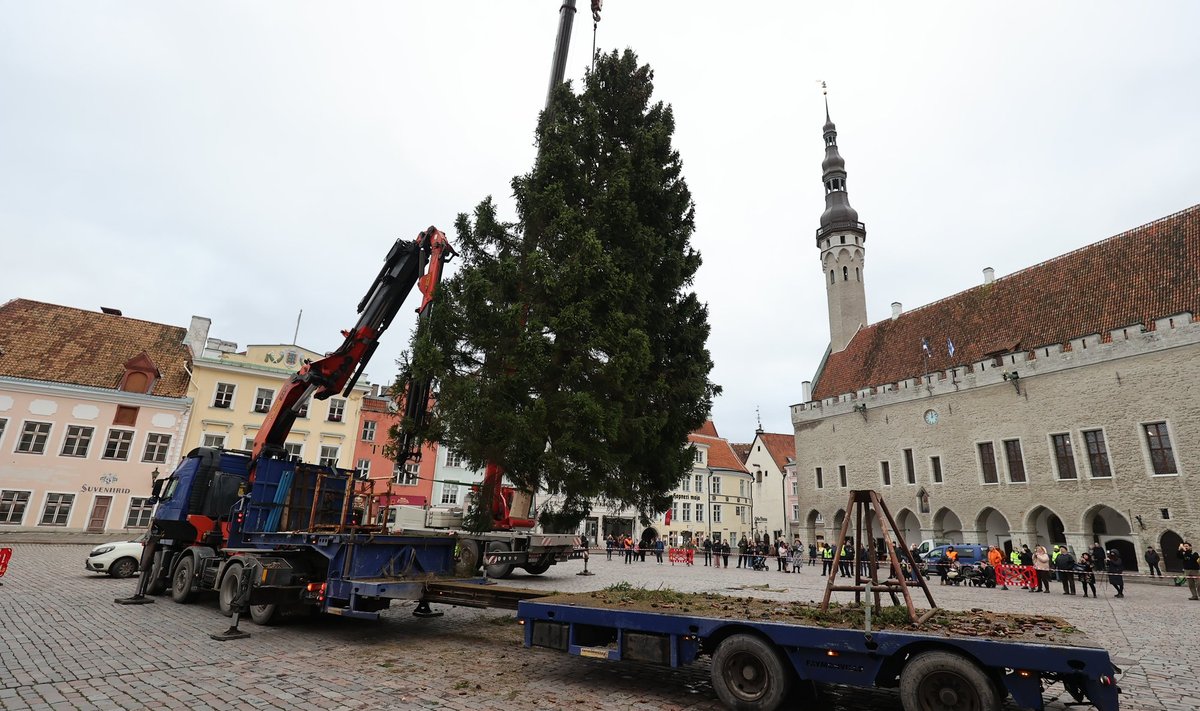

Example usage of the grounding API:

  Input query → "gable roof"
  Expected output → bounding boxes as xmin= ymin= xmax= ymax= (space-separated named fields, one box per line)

xmin=0 ymin=299 xmax=191 ymax=398
xmin=690 ymin=431 xmax=750 ymax=473
xmin=813 ymin=205 xmax=1200 ymax=400
xmin=730 ymin=442 xmax=752 ymax=463
xmin=756 ymin=432 xmax=796 ymax=471
xmin=695 ymin=420 xmax=719 ymax=437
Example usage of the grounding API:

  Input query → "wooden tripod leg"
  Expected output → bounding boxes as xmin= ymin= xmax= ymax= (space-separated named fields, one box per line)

xmin=869 ymin=491 xmax=919 ymax=623
xmin=820 ymin=491 xmax=857 ymax=611
xmin=878 ymin=494 xmax=938 ymax=611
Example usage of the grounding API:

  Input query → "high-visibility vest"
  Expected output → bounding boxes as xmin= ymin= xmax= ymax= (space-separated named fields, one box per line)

xmin=1009 ymin=551 xmax=1020 ymax=565
xmin=822 ymin=547 xmax=833 ymax=559
xmin=1051 ymin=550 xmax=1059 ymax=564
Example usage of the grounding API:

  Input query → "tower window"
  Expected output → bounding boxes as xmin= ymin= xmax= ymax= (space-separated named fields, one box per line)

xmin=840 ymin=236 xmax=846 ymax=244
xmin=842 ymin=266 xmax=848 ymax=281
xmin=856 ymin=267 xmax=860 ymax=281
xmin=830 ymin=270 xmax=835 ymax=285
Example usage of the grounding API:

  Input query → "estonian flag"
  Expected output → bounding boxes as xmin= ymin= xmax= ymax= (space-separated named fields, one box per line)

xmin=947 ymin=337 xmax=956 ymax=358
xmin=921 ymin=337 xmax=931 ymax=356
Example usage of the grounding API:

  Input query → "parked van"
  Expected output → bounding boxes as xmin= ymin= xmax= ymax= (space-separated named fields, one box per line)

xmin=922 ymin=543 xmax=986 ymax=566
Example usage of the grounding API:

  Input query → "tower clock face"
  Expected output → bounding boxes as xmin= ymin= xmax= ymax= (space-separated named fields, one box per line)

xmin=923 ymin=409 xmax=939 ymax=425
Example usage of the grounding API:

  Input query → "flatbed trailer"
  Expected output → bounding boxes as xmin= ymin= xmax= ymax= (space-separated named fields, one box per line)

xmin=516 ymin=595 xmax=1121 ymax=711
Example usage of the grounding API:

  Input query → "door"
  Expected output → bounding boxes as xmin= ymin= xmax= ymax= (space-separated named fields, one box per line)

xmin=87 ymin=496 xmax=112 ymax=533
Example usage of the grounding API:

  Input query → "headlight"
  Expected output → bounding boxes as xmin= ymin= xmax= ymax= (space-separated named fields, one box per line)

xmin=91 ymin=545 xmax=115 ymax=556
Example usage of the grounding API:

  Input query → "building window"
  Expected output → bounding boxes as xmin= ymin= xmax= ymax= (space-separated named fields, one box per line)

xmin=755 ymin=470 xmax=762 ymax=483
xmin=681 ymin=502 xmax=692 ymax=522
xmin=903 ymin=449 xmax=915 ymax=484
xmin=445 ymin=450 xmax=464 ymax=468
xmin=39 ymin=493 xmax=74 ymax=526
xmin=1051 ymin=433 xmax=1078 ymax=480
xmin=393 ymin=463 xmax=419 ymax=486
xmin=1003 ymin=439 xmax=1026 ymax=483
xmin=0 ymin=490 xmax=31 ymax=525
xmin=114 ymin=405 xmax=139 ymax=427
xmin=126 ymin=497 xmax=155 ymax=528
xmin=696 ymin=504 xmax=704 ymax=523
xmin=694 ymin=474 xmax=703 ymax=493
xmin=0 ymin=418 xmax=8 ymax=446
xmin=739 ymin=480 xmax=745 ymax=496
xmin=16 ymin=421 xmax=52 ymax=454
xmin=142 ymin=433 xmax=171 ymax=463
xmin=1143 ymin=422 xmax=1177 ymax=475
xmin=355 ymin=459 xmax=371 ymax=480
xmin=713 ymin=504 xmax=723 ymax=523
xmin=213 ymin=383 xmax=235 ymax=409
xmin=60 ymin=425 xmax=95 ymax=458
xmin=880 ymin=461 xmax=891 ymax=486
xmin=202 ymin=433 xmax=226 ymax=449
xmin=977 ymin=442 xmax=999 ymax=484
xmin=296 ymin=401 xmax=309 ymax=419
xmin=243 ymin=437 xmax=256 ymax=451
xmin=815 ymin=467 xmax=824 ymax=489
xmin=681 ymin=476 xmax=690 ymax=492
xmin=441 ymin=485 xmax=459 ymax=505
xmin=361 ymin=421 xmax=377 ymax=442
xmin=790 ymin=480 xmax=798 ymax=495
xmin=254 ymin=388 xmax=274 ymax=414
xmin=327 ymin=398 xmax=346 ymax=423
xmin=283 ymin=442 xmax=303 ymax=459
xmin=1082 ymin=429 xmax=1112 ymax=478
xmin=931 ymin=456 xmax=943 ymax=484
xmin=693 ymin=448 xmax=703 ymax=464
xmin=319 ymin=445 xmax=339 ymax=468
xmin=671 ymin=501 xmax=678 ymax=523
xmin=102 ymin=429 xmax=135 ymax=461
xmin=838 ymin=465 xmax=847 ymax=488
xmin=712 ymin=476 xmax=721 ymax=495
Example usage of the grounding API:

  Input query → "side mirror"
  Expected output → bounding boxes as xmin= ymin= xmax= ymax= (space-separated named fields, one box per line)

xmin=151 ymin=478 xmax=165 ymax=499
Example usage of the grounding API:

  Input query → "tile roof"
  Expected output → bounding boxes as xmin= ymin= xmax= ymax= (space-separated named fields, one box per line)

xmin=0 ymin=299 xmax=191 ymax=398
xmin=695 ymin=420 xmax=719 ymax=438
xmin=813 ymin=205 xmax=1200 ymax=400
xmin=690 ymin=432 xmax=749 ymax=473
xmin=730 ymin=442 xmax=752 ymax=464
xmin=756 ymin=432 xmax=796 ymax=471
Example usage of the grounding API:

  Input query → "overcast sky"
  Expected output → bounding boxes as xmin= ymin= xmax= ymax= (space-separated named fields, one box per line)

xmin=2 ymin=2 xmax=1197 ymax=442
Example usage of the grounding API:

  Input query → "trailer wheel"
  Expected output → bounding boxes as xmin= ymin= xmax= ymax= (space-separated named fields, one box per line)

xmin=250 ymin=603 xmax=279 ymax=626
xmin=109 ymin=557 xmax=138 ymax=579
xmin=523 ymin=558 xmax=552 ymax=576
xmin=484 ymin=541 xmax=515 ymax=579
xmin=455 ymin=539 xmax=482 ymax=577
xmin=710 ymin=633 xmax=793 ymax=711
xmin=146 ymin=551 xmax=166 ymax=595
xmin=899 ymin=651 xmax=1000 ymax=711
xmin=217 ymin=562 xmax=244 ymax=617
xmin=170 ymin=556 xmax=196 ymax=604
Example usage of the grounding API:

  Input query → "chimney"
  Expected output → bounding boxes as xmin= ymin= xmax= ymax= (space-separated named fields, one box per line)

xmin=801 ymin=380 xmax=812 ymax=402
xmin=891 ymin=302 xmax=902 ymax=320
xmin=370 ymin=383 xmax=380 ymax=398
xmin=185 ymin=316 xmax=211 ymax=358
xmin=983 ymin=267 xmax=995 ymax=284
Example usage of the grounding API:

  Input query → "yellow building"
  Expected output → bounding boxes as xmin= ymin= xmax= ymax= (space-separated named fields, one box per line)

xmin=181 ymin=317 xmax=369 ymax=465
xmin=660 ymin=421 xmax=753 ymax=549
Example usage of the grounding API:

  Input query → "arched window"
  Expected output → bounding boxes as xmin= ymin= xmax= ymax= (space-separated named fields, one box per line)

xmin=830 ymin=270 xmax=835 ymax=285
xmin=842 ymin=266 xmax=849 ymax=281
xmin=855 ymin=267 xmax=860 ymax=281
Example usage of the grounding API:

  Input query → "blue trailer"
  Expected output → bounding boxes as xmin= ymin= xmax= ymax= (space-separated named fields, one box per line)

xmin=516 ymin=595 xmax=1121 ymax=711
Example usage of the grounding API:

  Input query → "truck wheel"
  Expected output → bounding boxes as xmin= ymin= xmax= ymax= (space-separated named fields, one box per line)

xmin=249 ymin=604 xmax=279 ymax=626
xmin=455 ymin=539 xmax=482 ymax=577
xmin=109 ymin=557 xmax=138 ymax=579
xmin=899 ymin=650 xmax=1000 ymax=711
xmin=710 ymin=633 xmax=793 ymax=711
xmin=170 ymin=556 xmax=196 ymax=604
xmin=523 ymin=559 xmax=552 ymax=576
xmin=485 ymin=541 xmax=515 ymax=579
xmin=218 ymin=562 xmax=244 ymax=617
xmin=146 ymin=551 xmax=167 ymax=595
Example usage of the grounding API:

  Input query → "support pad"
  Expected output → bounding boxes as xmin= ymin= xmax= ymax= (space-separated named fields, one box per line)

xmin=412 ymin=600 xmax=444 ymax=618
xmin=114 ymin=596 xmax=155 ymax=605
xmin=209 ymin=626 xmax=251 ymax=641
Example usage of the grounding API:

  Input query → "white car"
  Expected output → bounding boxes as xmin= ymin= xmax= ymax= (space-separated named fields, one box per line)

xmin=85 ymin=537 xmax=145 ymax=578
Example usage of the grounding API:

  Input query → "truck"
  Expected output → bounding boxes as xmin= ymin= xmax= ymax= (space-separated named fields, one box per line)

xmin=128 ymin=226 xmax=579 ymax=624
xmin=515 ymin=591 xmax=1123 ymax=711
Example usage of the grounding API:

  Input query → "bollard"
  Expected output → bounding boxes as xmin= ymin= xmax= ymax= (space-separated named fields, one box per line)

xmin=577 ymin=547 xmax=594 ymax=576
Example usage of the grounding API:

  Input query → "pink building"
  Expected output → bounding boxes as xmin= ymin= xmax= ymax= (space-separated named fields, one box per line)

xmin=0 ymin=300 xmax=192 ymax=534
xmin=351 ymin=386 xmax=436 ymax=510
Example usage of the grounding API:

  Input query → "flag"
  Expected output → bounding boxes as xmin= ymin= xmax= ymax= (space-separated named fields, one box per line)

xmin=664 ymin=508 xmax=672 ymax=525
xmin=921 ymin=337 xmax=931 ymax=356
xmin=947 ymin=337 xmax=956 ymax=358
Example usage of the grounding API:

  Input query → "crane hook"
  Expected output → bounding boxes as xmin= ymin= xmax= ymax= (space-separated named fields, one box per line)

xmin=591 ymin=0 xmax=602 ymax=23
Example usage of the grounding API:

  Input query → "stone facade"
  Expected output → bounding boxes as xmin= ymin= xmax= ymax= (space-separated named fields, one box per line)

xmin=792 ymin=314 xmax=1199 ymax=571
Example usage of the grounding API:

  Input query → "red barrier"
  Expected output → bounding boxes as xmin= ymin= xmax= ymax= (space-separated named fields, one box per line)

xmin=0 ymin=547 xmax=11 ymax=578
xmin=995 ymin=564 xmax=1037 ymax=588
xmin=667 ymin=547 xmax=694 ymax=565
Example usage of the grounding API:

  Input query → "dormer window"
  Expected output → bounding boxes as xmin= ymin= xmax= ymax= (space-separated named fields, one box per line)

xmin=118 ymin=352 xmax=159 ymax=394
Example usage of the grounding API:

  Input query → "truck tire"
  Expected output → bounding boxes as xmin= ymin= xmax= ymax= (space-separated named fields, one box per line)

xmin=522 ymin=559 xmax=552 ymax=576
xmin=217 ymin=561 xmax=244 ymax=617
xmin=146 ymin=550 xmax=167 ymax=596
xmin=484 ymin=541 xmax=515 ymax=579
xmin=109 ymin=557 xmax=138 ymax=579
xmin=455 ymin=539 xmax=482 ymax=577
xmin=899 ymin=650 xmax=1000 ymax=711
xmin=249 ymin=603 xmax=279 ymax=626
xmin=710 ymin=633 xmax=793 ymax=711
xmin=170 ymin=556 xmax=196 ymax=604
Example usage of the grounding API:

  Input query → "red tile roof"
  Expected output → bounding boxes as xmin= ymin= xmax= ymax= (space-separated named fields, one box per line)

xmin=0 ymin=299 xmax=191 ymax=398
xmin=730 ymin=442 xmax=752 ymax=463
xmin=756 ymin=432 xmax=796 ymax=471
xmin=813 ymin=205 xmax=1200 ymax=400
xmin=695 ymin=420 xmax=719 ymax=437
xmin=690 ymin=432 xmax=749 ymax=473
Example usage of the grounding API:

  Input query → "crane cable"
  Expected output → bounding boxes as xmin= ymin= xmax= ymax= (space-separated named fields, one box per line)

xmin=590 ymin=0 xmax=602 ymax=74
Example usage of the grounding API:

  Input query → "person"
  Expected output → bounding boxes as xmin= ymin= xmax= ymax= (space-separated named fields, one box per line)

xmin=1179 ymin=541 xmax=1200 ymax=600
xmin=1145 ymin=546 xmax=1162 ymax=577
xmin=1077 ymin=553 xmax=1098 ymax=598
xmin=605 ymin=534 xmax=615 ymax=561
xmin=736 ymin=536 xmax=747 ymax=568
xmin=702 ymin=536 xmax=712 ymax=567
xmin=1105 ymin=549 xmax=1125 ymax=598
xmin=777 ymin=541 xmax=788 ymax=572
xmin=655 ymin=537 xmax=664 ymax=564
xmin=685 ymin=537 xmax=695 ymax=566
xmin=858 ymin=544 xmax=870 ymax=578
xmin=721 ymin=540 xmax=731 ymax=568
xmin=1032 ymin=545 xmax=1051 ymax=593
xmin=1055 ymin=546 xmax=1077 ymax=595
xmin=839 ymin=541 xmax=853 ymax=578
xmin=809 ymin=542 xmax=817 ymax=567
xmin=1091 ymin=541 xmax=1106 ymax=568
xmin=791 ymin=541 xmax=804 ymax=573
xmin=988 ymin=547 xmax=1007 ymax=590
xmin=624 ymin=536 xmax=634 ymax=564
xmin=821 ymin=543 xmax=834 ymax=576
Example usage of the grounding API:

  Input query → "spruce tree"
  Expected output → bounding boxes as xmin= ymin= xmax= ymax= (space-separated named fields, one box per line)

xmin=397 ymin=49 xmax=719 ymax=530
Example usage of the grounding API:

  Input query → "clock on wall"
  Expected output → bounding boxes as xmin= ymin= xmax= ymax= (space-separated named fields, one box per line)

xmin=923 ymin=409 xmax=939 ymax=425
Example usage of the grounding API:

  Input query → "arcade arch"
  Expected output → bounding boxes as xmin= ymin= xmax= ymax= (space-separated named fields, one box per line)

xmin=976 ymin=507 xmax=1012 ymax=553
xmin=933 ymin=507 xmax=964 ymax=544
xmin=1026 ymin=506 xmax=1066 ymax=547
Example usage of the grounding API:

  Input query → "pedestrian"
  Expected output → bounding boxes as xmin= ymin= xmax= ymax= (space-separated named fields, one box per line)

xmin=1145 ymin=546 xmax=1162 ymax=577
xmin=1105 ymin=549 xmax=1125 ymax=598
xmin=702 ymin=536 xmax=712 ymax=567
xmin=737 ymin=536 xmax=747 ymax=569
xmin=1032 ymin=545 xmax=1051 ymax=594
xmin=858 ymin=544 xmax=870 ymax=578
xmin=1179 ymin=541 xmax=1200 ymax=600
xmin=685 ymin=537 xmax=695 ymax=566
xmin=791 ymin=541 xmax=804 ymax=573
xmin=988 ymin=547 xmax=1007 ymax=590
xmin=655 ymin=538 xmax=664 ymax=564
xmin=1077 ymin=553 xmax=1098 ymax=598
xmin=605 ymin=534 xmax=614 ymax=561
xmin=1091 ymin=541 xmax=1105 ymax=567
xmin=721 ymin=540 xmax=731 ymax=568
xmin=839 ymin=541 xmax=853 ymax=578
xmin=1055 ymin=547 xmax=1077 ymax=595
xmin=808 ymin=542 xmax=817 ymax=567
xmin=777 ymin=541 xmax=788 ymax=572
xmin=821 ymin=543 xmax=833 ymax=576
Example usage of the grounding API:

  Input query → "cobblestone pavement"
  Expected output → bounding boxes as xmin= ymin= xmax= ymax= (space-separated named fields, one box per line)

xmin=1 ymin=545 xmax=1196 ymax=710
